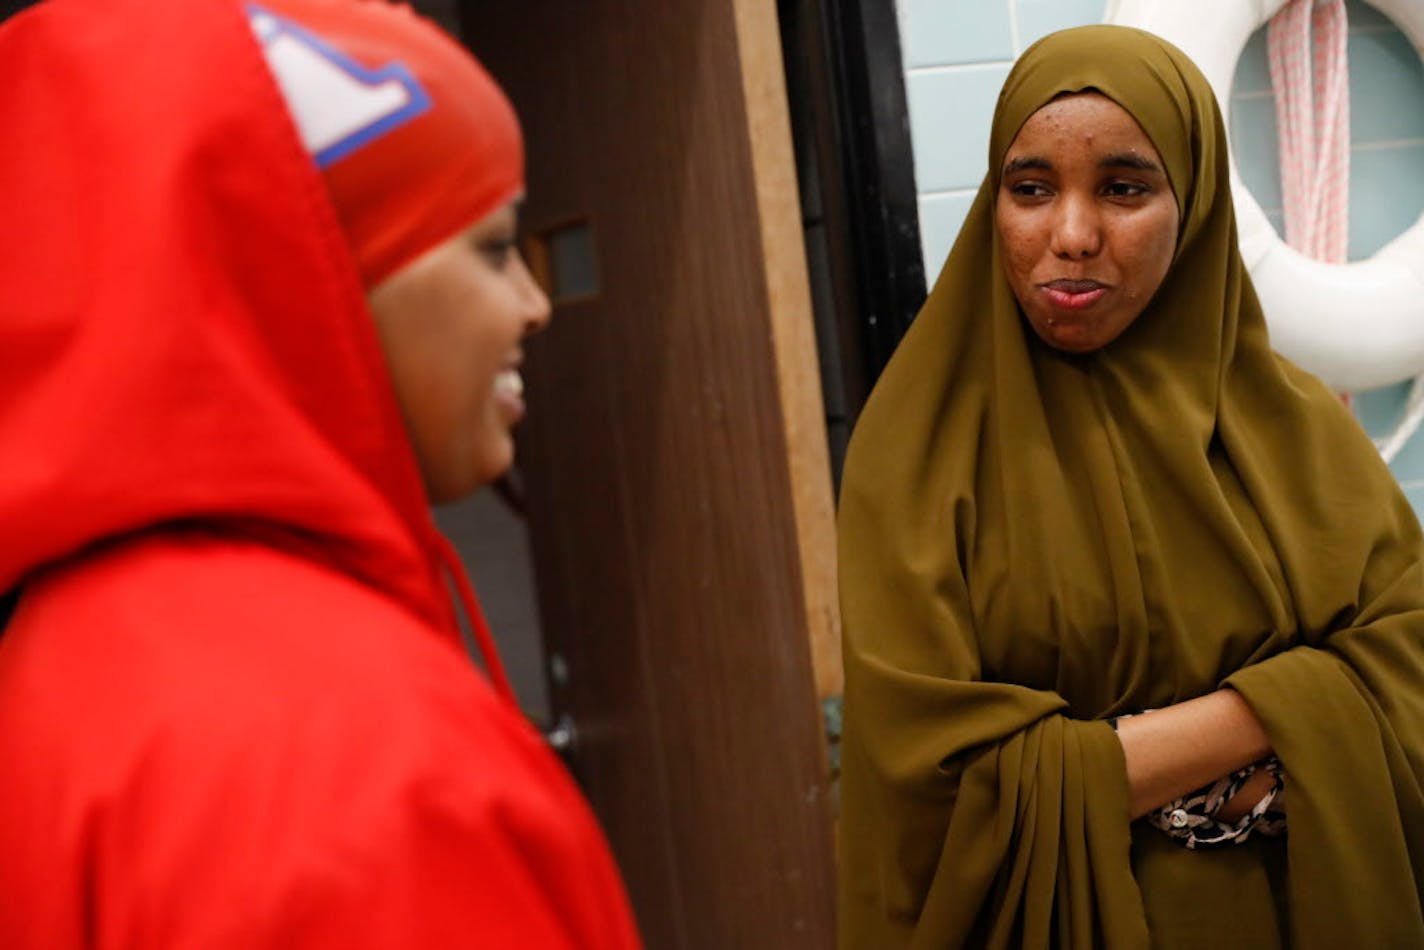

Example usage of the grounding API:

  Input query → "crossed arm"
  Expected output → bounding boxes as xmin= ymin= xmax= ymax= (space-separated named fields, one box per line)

xmin=1115 ymin=688 xmax=1276 ymax=820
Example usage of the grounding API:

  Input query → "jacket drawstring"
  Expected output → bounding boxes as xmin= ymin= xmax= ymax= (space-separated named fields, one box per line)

xmin=430 ymin=531 xmax=517 ymax=704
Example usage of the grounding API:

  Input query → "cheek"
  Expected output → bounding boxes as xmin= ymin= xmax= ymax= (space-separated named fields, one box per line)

xmin=995 ymin=212 xmax=1038 ymax=281
xmin=468 ymin=277 xmax=527 ymax=347
xmin=462 ymin=287 xmax=526 ymax=416
xmin=1120 ymin=211 xmax=1178 ymax=293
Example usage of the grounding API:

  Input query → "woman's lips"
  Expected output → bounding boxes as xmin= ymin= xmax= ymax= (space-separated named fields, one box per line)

xmin=1041 ymin=279 xmax=1108 ymax=310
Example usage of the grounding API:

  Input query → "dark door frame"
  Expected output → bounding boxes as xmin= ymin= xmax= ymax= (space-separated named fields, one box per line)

xmin=1 ymin=0 xmax=43 ymax=24
xmin=779 ymin=0 xmax=925 ymax=477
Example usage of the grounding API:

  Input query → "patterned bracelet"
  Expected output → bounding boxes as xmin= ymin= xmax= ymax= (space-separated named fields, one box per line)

xmin=1146 ymin=757 xmax=1287 ymax=849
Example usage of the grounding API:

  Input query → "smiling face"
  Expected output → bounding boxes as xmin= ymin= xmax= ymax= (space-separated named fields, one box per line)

xmin=368 ymin=201 xmax=551 ymax=504
xmin=995 ymin=92 xmax=1179 ymax=354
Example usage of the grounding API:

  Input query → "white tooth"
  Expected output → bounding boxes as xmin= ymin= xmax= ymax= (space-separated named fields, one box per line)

xmin=495 ymin=369 xmax=524 ymax=398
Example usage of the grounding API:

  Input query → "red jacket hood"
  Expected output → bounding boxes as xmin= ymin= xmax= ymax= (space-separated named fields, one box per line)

xmin=0 ymin=0 xmax=460 ymax=636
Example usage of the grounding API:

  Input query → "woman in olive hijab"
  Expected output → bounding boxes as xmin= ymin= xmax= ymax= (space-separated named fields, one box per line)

xmin=838 ymin=25 xmax=1424 ymax=949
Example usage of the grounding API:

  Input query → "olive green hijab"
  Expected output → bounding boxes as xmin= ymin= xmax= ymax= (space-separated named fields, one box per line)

xmin=838 ymin=25 xmax=1424 ymax=948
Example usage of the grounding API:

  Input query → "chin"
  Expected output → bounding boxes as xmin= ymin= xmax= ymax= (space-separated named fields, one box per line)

xmin=1027 ymin=315 xmax=1118 ymax=355
xmin=426 ymin=463 xmax=499 ymax=506
xmin=1047 ymin=335 xmax=1103 ymax=354
xmin=1030 ymin=325 xmax=1095 ymax=354
xmin=424 ymin=434 xmax=516 ymax=505
xmin=471 ymin=439 xmax=516 ymax=489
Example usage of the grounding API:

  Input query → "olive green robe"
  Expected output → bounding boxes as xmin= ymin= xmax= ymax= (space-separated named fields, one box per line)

xmin=838 ymin=25 xmax=1424 ymax=949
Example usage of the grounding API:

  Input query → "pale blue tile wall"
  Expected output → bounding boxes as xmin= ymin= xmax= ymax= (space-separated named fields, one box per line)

xmin=903 ymin=0 xmax=1013 ymax=66
xmin=899 ymin=0 xmax=1106 ymax=271
xmin=900 ymin=0 xmax=1424 ymax=497
xmin=1015 ymin=0 xmax=1108 ymax=49
xmin=906 ymin=65 xmax=1012 ymax=193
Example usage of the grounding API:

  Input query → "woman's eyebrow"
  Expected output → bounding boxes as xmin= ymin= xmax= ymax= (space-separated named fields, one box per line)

xmin=1100 ymin=153 xmax=1162 ymax=172
xmin=1003 ymin=156 xmax=1051 ymax=175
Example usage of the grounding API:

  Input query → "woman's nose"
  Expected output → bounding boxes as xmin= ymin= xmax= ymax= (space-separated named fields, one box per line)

xmin=1050 ymin=194 xmax=1101 ymax=259
xmin=516 ymin=252 xmax=552 ymax=333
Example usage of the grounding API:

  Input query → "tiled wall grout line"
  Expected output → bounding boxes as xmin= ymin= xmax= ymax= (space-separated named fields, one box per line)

xmin=920 ymin=186 xmax=985 ymax=199
xmin=907 ymin=61 xmax=1015 ymax=76
xmin=1352 ymin=137 xmax=1424 ymax=152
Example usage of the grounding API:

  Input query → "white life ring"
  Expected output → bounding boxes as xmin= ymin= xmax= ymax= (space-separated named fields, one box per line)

xmin=1104 ymin=0 xmax=1424 ymax=394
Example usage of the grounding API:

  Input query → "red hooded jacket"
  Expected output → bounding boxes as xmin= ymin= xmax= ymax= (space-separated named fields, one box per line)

xmin=0 ymin=1 xmax=640 ymax=946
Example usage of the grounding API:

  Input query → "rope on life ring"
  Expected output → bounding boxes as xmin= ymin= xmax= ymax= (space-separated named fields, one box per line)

xmin=1103 ymin=0 xmax=1424 ymax=401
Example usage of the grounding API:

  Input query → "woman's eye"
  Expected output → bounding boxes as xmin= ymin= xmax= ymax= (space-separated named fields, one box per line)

xmin=1009 ymin=182 xmax=1051 ymax=199
xmin=1104 ymin=180 xmax=1149 ymax=199
xmin=478 ymin=239 xmax=517 ymax=267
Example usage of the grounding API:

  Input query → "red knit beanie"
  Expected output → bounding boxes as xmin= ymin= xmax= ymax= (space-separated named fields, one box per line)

xmin=250 ymin=0 xmax=524 ymax=287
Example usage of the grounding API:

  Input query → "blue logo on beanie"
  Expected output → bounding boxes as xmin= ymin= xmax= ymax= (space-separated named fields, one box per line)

xmin=248 ymin=4 xmax=432 ymax=168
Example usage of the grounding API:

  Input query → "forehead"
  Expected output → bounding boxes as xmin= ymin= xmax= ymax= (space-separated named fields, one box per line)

xmin=1004 ymin=92 xmax=1161 ymax=163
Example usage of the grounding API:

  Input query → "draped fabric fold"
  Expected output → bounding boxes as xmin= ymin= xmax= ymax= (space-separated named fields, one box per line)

xmin=838 ymin=25 xmax=1424 ymax=948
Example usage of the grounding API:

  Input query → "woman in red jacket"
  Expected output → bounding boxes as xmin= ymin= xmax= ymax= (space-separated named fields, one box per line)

xmin=0 ymin=1 xmax=640 ymax=946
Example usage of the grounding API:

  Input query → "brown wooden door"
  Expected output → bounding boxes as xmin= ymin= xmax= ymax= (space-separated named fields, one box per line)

xmin=456 ymin=3 xmax=841 ymax=946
